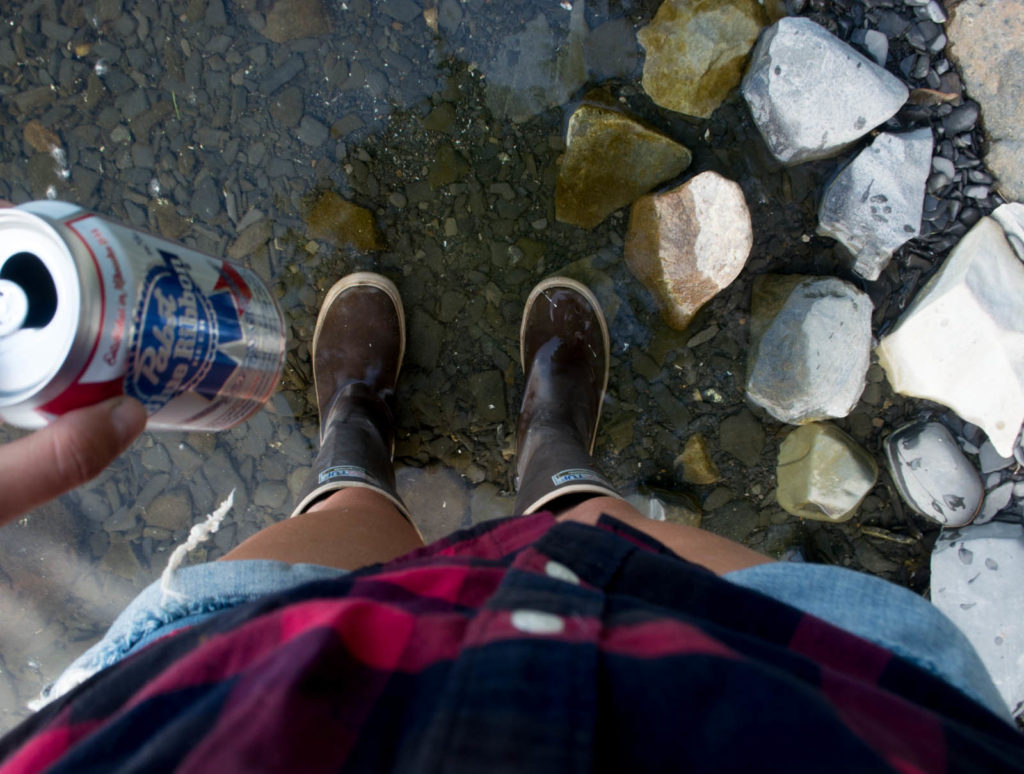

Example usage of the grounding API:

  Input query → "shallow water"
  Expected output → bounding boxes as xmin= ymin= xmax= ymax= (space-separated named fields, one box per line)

xmin=0 ymin=0 xmax=936 ymax=732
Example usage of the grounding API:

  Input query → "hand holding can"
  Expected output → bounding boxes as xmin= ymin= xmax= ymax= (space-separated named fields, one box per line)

xmin=0 ymin=200 xmax=149 ymax=526
xmin=0 ymin=201 xmax=287 ymax=431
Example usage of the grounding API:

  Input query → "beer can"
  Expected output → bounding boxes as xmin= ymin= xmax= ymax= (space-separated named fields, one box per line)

xmin=0 ymin=200 xmax=286 ymax=431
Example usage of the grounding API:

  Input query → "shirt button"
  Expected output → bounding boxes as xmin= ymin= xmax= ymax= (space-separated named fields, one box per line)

xmin=511 ymin=609 xmax=566 ymax=635
xmin=544 ymin=560 xmax=580 ymax=585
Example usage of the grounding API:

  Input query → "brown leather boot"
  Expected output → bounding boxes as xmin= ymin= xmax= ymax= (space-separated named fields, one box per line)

xmin=513 ymin=277 xmax=621 ymax=515
xmin=291 ymin=273 xmax=413 ymax=525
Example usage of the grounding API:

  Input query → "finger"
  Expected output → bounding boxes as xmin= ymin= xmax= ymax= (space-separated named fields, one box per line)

xmin=0 ymin=397 xmax=147 ymax=526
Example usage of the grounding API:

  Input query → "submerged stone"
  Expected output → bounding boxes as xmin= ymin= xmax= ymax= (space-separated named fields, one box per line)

xmin=884 ymin=421 xmax=983 ymax=527
xmin=675 ymin=433 xmax=720 ymax=485
xmin=741 ymin=17 xmax=908 ymax=164
xmin=483 ymin=3 xmax=587 ymax=122
xmin=637 ymin=0 xmax=766 ymax=119
xmin=556 ymin=103 xmax=692 ymax=229
xmin=262 ymin=0 xmax=333 ymax=42
xmin=747 ymin=275 xmax=873 ymax=425
xmin=776 ymin=422 xmax=877 ymax=522
xmin=304 ymin=190 xmax=382 ymax=252
xmin=626 ymin=484 xmax=703 ymax=528
xmin=625 ymin=171 xmax=751 ymax=330
xmin=818 ymin=129 xmax=933 ymax=281
xmin=876 ymin=217 xmax=1024 ymax=456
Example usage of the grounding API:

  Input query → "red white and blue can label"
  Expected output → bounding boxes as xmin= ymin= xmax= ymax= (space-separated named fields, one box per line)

xmin=118 ymin=228 xmax=284 ymax=430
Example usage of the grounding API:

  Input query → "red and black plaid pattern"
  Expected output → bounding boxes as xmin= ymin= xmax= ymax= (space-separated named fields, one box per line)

xmin=2 ymin=513 xmax=1021 ymax=772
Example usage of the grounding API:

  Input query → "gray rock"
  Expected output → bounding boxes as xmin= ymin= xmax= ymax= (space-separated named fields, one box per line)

xmin=584 ymin=18 xmax=639 ymax=81
xmin=191 ymin=176 xmax=221 ymax=220
xmin=885 ymin=421 xmax=983 ymax=527
xmin=877 ymin=217 xmax=1024 ymax=457
xmin=947 ymin=0 xmax=1024 ymax=201
xmin=296 ymin=115 xmax=328 ymax=146
xmin=979 ymin=440 xmax=1015 ymax=474
xmin=482 ymin=4 xmax=586 ymax=122
xmin=851 ymin=28 xmax=888 ymax=66
xmin=143 ymin=491 xmax=193 ymax=532
xmin=747 ymin=275 xmax=873 ymax=425
xmin=269 ymin=87 xmax=303 ymax=129
xmin=253 ymin=482 xmax=289 ymax=510
xmin=942 ymin=101 xmax=979 ymax=136
xmin=741 ymin=17 xmax=908 ymax=164
xmin=818 ymin=129 xmax=932 ymax=280
xmin=974 ymin=481 xmax=1014 ymax=526
xmin=259 ymin=54 xmax=305 ymax=94
xmin=395 ymin=464 xmax=468 ymax=543
xmin=931 ymin=523 xmax=1023 ymax=716
xmin=382 ymin=0 xmax=420 ymax=23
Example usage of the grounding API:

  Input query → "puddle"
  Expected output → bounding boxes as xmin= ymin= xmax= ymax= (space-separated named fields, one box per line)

xmin=0 ymin=0 xmax=942 ymax=732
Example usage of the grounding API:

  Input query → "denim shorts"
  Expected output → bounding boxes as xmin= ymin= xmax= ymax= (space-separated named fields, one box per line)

xmin=42 ymin=556 xmax=1009 ymax=721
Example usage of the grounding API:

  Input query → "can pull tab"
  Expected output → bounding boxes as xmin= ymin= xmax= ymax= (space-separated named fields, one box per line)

xmin=0 ymin=279 xmax=30 ymax=338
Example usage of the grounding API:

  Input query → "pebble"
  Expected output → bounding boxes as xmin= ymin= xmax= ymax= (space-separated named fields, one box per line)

xmin=942 ymin=102 xmax=980 ymax=135
xmin=979 ymin=440 xmax=1015 ymax=473
xmin=260 ymin=54 xmax=305 ymax=94
xmin=975 ymin=481 xmax=1015 ymax=525
xmin=296 ymin=115 xmax=328 ymax=146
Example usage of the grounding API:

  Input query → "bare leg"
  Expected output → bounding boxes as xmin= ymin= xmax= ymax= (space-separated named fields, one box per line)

xmin=558 ymin=496 xmax=774 ymax=576
xmin=219 ymin=487 xmax=424 ymax=570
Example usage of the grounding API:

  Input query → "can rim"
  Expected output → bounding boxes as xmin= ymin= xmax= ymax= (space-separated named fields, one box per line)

xmin=0 ymin=207 xmax=83 ymax=413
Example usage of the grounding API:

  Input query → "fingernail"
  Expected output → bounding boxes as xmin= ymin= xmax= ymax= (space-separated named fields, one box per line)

xmin=110 ymin=397 xmax=147 ymax=443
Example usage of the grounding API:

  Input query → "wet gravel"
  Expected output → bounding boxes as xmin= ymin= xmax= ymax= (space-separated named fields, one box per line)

xmin=0 ymin=0 xmax=1014 ymax=732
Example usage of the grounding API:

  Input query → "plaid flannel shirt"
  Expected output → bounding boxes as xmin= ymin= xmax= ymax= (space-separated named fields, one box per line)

xmin=2 ymin=513 xmax=1021 ymax=772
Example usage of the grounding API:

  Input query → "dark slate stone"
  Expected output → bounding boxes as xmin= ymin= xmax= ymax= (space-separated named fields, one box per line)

xmin=259 ymin=54 xmax=305 ymax=94
xmin=942 ymin=102 xmax=979 ymax=135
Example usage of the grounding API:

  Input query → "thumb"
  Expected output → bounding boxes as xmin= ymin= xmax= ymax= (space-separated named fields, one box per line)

xmin=0 ymin=397 xmax=147 ymax=526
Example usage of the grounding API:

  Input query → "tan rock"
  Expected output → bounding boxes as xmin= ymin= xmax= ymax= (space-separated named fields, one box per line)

xmin=625 ymin=171 xmax=751 ymax=330
xmin=304 ymin=190 xmax=382 ymax=252
xmin=638 ymin=0 xmax=766 ymax=118
xmin=947 ymin=0 xmax=1024 ymax=201
xmin=556 ymin=103 xmax=692 ymax=230
xmin=23 ymin=119 xmax=61 ymax=153
xmin=675 ymin=433 xmax=720 ymax=485
xmin=776 ymin=423 xmax=877 ymax=522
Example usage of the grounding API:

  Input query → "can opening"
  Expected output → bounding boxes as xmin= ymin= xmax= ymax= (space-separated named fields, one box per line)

xmin=0 ymin=252 xmax=57 ymax=329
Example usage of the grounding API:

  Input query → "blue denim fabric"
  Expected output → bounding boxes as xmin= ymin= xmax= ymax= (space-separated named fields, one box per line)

xmin=37 ymin=560 xmax=345 ymax=707
xmin=724 ymin=562 xmax=1010 ymax=721
xmin=45 ymin=553 xmax=1008 ymax=723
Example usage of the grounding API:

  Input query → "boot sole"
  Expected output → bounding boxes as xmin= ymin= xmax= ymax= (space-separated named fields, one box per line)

xmin=312 ymin=272 xmax=406 ymax=428
xmin=520 ymin=276 xmax=610 ymax=455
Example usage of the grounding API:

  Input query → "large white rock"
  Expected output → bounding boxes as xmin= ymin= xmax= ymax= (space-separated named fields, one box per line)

xmin=931 ymin=522 xmax=1023 ymax=718
xmin=747 ymin=275 xmax=873 ymax=424
xmin=818 ymin=129 xmax=933 ymax=280
xmin=877 ymin=217 xmax=1024 ymax=456
xmin=625 ymin=171 xmax=752 ymax=330
xmin=992 ymin=202 xmax=1024 ymax=262
xmin=740 ymin=17 xmax=908 ymax=165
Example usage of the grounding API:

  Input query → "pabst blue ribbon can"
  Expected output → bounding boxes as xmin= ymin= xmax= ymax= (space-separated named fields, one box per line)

xmin=0 ymin=200 xmax=286 ymax=431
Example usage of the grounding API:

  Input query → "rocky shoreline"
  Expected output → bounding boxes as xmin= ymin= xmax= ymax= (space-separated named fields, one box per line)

xmin=1 ymin=0 xmax=1022 ymax=727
